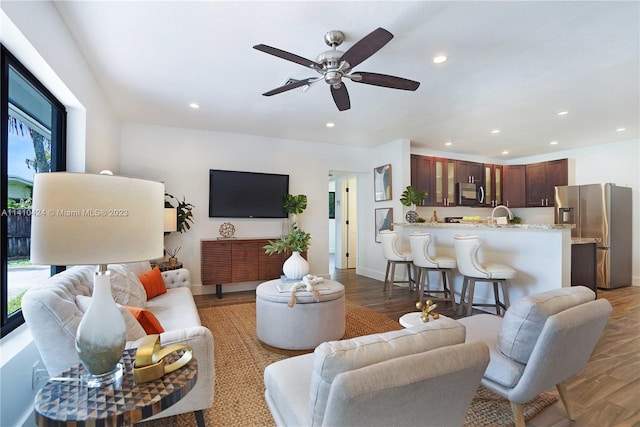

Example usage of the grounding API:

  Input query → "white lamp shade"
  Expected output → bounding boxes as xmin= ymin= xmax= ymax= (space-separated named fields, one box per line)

xmin=30 ymin=172 xmax=164 ymax=265
xmin=164 ymin=208 xmax=178 ymax=232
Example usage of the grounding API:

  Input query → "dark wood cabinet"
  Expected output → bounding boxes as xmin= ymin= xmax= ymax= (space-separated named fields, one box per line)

xmin=410 ymin=155 xmax=433 ymax=206
xmin=483 ymin=164 xmax=503 ymax=207
xmin=201 ymin=238 xmax=289 ymax=298
xmin=503 ymin=165 xmax=526 ymax=208
xmin=455 ymin=160 xmax=483 ymax=185
xmin=525 ymin=159 xmax=568 ymax=207
xmin=433 ymin=157 xmax=456 ymax=206
xmin=571 ymin=243 xmax=597 ymax=295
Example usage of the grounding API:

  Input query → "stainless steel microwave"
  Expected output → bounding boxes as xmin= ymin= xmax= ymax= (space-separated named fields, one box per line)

xmin=456 ymin=183 xmax=485 ymax=206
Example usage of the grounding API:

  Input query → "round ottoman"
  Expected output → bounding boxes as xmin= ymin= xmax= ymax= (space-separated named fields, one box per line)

xmin=256 ymin=279 xmax=345 ymax=351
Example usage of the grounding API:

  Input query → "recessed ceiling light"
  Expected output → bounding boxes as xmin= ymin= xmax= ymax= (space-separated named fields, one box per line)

xmin=491 ymin=129 xmax=500 ymax=134
xmin=550 ymin=141 xmax=559 ymax=145
xmin=616 ymin=127 xmax=626 ymax=132
xmin=502 ymin=150 xmax=509 ymax=155
xmin=433 ymin=55 xmax=448 ymax=64
xmin=326 ymin=122 xmax=335 ymax=128
xmin=189 ymin=102 xmax=200 ymax=109
xmin=444 ymin=141 xmax=452 ymax=146
xmin=557 ymin=111 xmax=569 ymax=116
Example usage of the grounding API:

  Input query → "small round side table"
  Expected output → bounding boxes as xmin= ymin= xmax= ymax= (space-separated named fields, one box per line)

xmin=34 ymin=348 xmax=197 ymax=426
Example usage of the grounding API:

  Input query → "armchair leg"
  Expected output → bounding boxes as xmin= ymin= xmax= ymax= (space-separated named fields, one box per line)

xmin=194 ymin=409 xmax=206 ymax=427
xmin=510 ymin=401 xmax=526 ymax=427
xmin=557 ymin=381 xmax=576 ymax=420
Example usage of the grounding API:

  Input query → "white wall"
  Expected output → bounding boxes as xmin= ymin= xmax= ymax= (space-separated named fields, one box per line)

xmin=1 ymin=4 xmax=120 ymax=426
xmin=119 ymin=123 xmax=371 ymax=290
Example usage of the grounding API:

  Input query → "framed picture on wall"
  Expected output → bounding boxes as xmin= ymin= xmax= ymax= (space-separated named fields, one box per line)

xmin=328 ymin=191 xmax=335 ymax=219
xmin=374 ymin=164 xmax=392 ymax=201
xmin=375 ymin=208 xmax=393 ymax=243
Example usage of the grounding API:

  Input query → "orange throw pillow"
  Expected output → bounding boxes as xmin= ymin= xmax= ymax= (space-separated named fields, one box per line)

xmin=125 ymin=306 xmax=165 ymax=334
xmin=138 ymin=266 xmax=167 ymax=300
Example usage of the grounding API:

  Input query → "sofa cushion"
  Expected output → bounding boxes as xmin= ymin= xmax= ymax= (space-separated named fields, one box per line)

xmin=138 ymin=266 xmax=167 ymax=300
xmin=145 ymin=287 xmax=201 ymax=331
xmin=76 ymin=295 xmax=146 ymax=341
xmin=108 ymin=264 xmax=147 ymax=308
xmin=307 ymin=317 xmax=465 ymax=426
xmin=125 ymin=306 xmax=165 ymax=334
xmin=497 ymin=286 xmax=595 ymax=364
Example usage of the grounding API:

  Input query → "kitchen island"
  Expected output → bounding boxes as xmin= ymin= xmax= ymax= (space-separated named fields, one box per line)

xmin=393 ymin=222 xmax=574 ymax=309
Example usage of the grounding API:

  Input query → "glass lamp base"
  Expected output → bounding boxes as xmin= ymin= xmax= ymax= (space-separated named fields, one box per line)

xmin=83 ymin=363 xmax=124 ymax=388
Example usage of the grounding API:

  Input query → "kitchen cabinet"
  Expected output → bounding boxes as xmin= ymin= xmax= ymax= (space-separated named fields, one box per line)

xmin=484 ymin=164 xmax=503 ymax=207
xmin=525 ymin=159 xmax=568 ymax=207
xmin=503 ymin=165 xmax=526 ymax=208
xmin=433 ymin=157 xmax=456 ymax=206
xmin=410 ymin=155 xmax=433 ymax=206
xmin=201 ymin=238 xmax=291 ymax=298
xmin=455 ymin=160 xmax=483 ymax=185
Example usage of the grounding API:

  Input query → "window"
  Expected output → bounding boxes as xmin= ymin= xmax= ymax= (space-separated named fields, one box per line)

xmin=1 ymin=45 xmax=66 ymax=337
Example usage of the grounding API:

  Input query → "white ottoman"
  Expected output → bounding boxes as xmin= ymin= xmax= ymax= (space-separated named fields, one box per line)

xmin=256 ymin=279 xmax=346 ymax=351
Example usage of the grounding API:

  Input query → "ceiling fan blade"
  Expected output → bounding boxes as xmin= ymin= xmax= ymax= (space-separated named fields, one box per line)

xmin=339 ymin=27 xmax=393 ymax=69
xmin=350 ymin=72 xmax=420 ymax=91
xmin=262 ymin=77 xmax=317 ymax=96
xmin=331 ymin=84 xmax=351 ymax=111
xmin=253 ymin=44 xmax=322 ymax=70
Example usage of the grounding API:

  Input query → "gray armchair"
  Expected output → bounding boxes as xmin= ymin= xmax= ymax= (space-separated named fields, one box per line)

xmin=264 ymin=317 xmax=490 ymax=427
xmin=457 ymin=286 xmax=611 ymax=427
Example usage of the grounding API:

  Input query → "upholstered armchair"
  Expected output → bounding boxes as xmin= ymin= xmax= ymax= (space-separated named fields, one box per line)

xmin=457 ymin=286 xmax=611 ymax=427
xmin=264 ymin=317 xmax=490 ymax=427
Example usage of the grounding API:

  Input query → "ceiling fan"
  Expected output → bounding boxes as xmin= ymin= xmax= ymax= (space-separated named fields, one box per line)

xmin=253 ymin=28 xmax=420 ymax=111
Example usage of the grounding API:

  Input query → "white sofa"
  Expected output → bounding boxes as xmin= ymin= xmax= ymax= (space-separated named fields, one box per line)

xmin=22 ymin=262 xmax=214 ymax=425
xmin=264 ymin=316 xmax=490 ymax=427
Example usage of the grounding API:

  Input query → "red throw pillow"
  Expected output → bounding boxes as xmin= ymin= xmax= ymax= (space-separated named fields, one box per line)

xmin=138 ymin=266 xmax=167 ymax=300
xmin=125 ymin=306 xmax=165 ymax=334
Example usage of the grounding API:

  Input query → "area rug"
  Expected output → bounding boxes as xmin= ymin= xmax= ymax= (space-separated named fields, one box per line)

xmin=143 ymin=301 xmax=556 ymax=426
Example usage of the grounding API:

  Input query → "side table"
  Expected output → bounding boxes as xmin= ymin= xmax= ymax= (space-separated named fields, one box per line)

xmin=399 ymin=312 xmax=451 ymax=328
xmin=155 ymin=261 xmax=183 ymax=272
xmin=34 ymin=348 xmax=197 ymax=426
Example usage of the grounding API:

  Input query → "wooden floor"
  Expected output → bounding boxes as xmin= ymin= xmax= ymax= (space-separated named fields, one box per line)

xmin=194 ymin=269 xmax=640 ymax=427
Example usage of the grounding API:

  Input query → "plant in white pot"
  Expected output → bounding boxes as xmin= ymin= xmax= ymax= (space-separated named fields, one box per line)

xmin=264 ymin=225 xmax=311 ymax=280
xmin=400 ymin=185 xmax=427 ymax=223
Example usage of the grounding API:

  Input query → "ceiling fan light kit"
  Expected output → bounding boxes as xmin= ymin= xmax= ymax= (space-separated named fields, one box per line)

xmin=254 ymin=27 xmax=420 ymax=111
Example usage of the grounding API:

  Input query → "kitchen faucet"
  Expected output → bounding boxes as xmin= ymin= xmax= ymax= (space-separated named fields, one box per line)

xmin=491 ymin=205 xmax=514 ymax=224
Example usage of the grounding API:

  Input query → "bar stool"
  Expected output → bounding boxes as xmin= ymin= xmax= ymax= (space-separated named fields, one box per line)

xmin=380 ymin=230 xmax=414 ymax=298
xmin=453 ymin=234 xmax=516 ymax=317
xmin=409 ymin=232 xmax=457 ymax=309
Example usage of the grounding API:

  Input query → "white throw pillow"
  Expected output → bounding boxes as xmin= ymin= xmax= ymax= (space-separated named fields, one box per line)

xmin=75 ymin=295 xmax=146 ymax=341
xmin=108 ymin=264 xmax=147 ymax=308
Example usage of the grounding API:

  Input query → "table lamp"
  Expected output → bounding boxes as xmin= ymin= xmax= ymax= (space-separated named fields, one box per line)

xmin=30 ymin=172 xmax=164 ymax=386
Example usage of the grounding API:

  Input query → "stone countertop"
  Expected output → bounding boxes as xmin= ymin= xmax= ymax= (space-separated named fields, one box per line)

xmin=571 ymin=237 xmax=600 ymax=244
xmin=394 ymin=222 xmax=574 ymax=230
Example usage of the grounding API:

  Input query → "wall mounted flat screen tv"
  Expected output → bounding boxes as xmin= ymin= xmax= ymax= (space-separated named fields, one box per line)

xmin=209 ymin=169 xmax=289 ymax=218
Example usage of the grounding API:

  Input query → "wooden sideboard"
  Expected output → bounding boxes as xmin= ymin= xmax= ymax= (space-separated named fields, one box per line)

xmin=201 ymin=238 xmax=289 ymax=298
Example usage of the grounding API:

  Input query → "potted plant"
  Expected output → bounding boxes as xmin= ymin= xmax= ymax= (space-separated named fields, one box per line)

xmin=165 ymin=193 xmax=194 ymax=233
xmin=400 ymin=186 xmax=427 ymax=223
xmin=264 ymin=225 xmax=311 ymax=280
xmin=282 ymin=194 xmax=307 ymax=225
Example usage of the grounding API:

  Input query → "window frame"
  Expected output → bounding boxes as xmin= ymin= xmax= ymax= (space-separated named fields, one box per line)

xmin=1 ymin=45 xmax=67 ymax=337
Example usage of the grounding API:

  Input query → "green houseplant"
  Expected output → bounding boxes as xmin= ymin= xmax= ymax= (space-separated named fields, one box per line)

xmin=264 ymin=225 xmax=311 ymax=280
xmin=400 ymin=185 xmax=427 ymax=207
xmin=282 ymin=194 xmax=307 ymax=215
xmin=264 ymin=225 xmax=311 ymax=255
xmin=165 ymin=193 xmax=194 ymax=233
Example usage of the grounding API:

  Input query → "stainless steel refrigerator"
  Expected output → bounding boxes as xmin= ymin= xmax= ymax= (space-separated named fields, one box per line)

xmin=555 ymin=183 xmax=632 ymax=289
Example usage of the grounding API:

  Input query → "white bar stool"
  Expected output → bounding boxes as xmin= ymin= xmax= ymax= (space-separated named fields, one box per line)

xmin=453 ymin=234 xmax=516 ymax=317
xmin=409 ymin=232 xmax=457 ymax=310
xmin=380 ymin=230 xmax=414 ymax=298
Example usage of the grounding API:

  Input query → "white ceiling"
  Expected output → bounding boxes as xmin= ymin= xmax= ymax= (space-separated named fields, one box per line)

xmin=53 ymin=1 xmax=639 ymax=160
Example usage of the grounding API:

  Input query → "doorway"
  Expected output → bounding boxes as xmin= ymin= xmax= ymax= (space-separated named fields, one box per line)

xmin=329 ymin=172 xmax=357 ymax=271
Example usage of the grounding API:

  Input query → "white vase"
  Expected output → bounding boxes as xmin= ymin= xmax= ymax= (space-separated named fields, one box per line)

xmin=282 ymin=251 xmax=309 ymax=280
